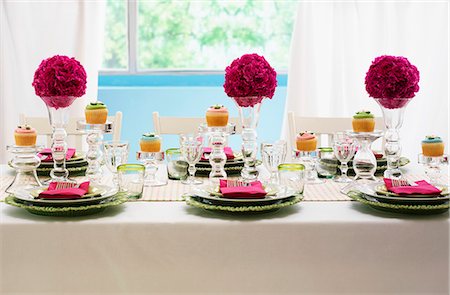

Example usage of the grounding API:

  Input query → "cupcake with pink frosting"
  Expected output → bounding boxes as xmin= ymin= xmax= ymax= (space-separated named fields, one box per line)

xmin=296 ymin=132 xmax=317 ymax=152
xmin=206 ymin=104 xmax=229 ymax=127
xmin=14 ymin=124 xmax=37 ymax=146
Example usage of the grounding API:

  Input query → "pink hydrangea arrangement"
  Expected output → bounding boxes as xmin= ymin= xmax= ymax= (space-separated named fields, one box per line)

xmin=365 ymin=55 xmax=420 ymax=109
xmin=223 ymin=53 xmax=277 ymax=107
xmin=32 ymin=55 xmax=87 ymax=108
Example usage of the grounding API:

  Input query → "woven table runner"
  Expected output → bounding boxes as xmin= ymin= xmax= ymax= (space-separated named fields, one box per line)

xmin=1 ymin=173 xmax=449 ymax=202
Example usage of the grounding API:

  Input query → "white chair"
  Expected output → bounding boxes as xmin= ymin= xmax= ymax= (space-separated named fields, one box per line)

xmin=19 ymin=111 xmax=123 ymax=150
xmin=287 ymin=111 xmax=385 ymax=149
xmin=152 ymin=111 xmax=242 ymax=135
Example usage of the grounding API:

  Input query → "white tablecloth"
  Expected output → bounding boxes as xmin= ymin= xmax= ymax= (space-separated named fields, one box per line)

xmin=1 ymin=163 xmax=449 ymax=294
xmin=1 ymin=200 xmax=449 ymax=295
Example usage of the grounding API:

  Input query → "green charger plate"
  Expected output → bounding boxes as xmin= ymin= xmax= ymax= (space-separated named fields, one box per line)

xmin=37 ymin=165 xmax=87 ymax=177
xmin=38 ymin=153 xmax=86 ymax=165
xmin=184 ymin=194 xmax=303 ymax=214
xmin=5 ymin=193 xmax=128 ymax=217
xmin=347 ymin=190 xmax=449 ymax=215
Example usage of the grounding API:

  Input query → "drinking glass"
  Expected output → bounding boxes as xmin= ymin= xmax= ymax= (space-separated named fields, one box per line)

xmin=332 ymin=132 xmax=357 ymax=183
xmin=117 ymin=164 xmax=145 ymax=199
xmin=166 ymin=148 xmax=188 ymax=180
xmin=317 ymin=147 xmax=337 ymax=179
xmin=278 ymin=163 xmax=305 ymax=195
xmin=103 ymin=140 xmax=129 ymax=185
xmin=180 ymin=134 xmax=203 ymax=185
xmin=261 ymin=140 xmax=287 ymax=184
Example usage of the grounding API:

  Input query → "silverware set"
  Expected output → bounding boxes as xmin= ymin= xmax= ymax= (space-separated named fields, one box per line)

xmin=391 ymin=178 xmax=417 ymax=187
xmin=55 ymin=182 xmax=77 ymax=190
xmin=225 ymin=179 xmax=250 ymax=187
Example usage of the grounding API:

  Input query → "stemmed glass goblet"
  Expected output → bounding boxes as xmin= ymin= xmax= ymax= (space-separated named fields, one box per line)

xmin=261 ymin=140 xmax=287 ymax=185
xmin=180 ymin=134 xmax=203 ymax=185
xmin=332 ymin=132 xmax=357 ymax=183
xmin=103 ymin=140 xmax=129 ymax=186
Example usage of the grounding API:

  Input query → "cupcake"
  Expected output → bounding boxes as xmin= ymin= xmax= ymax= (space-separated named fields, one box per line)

xmin=14 ymin=125 xmax=37 ymax=146
xmin=85 ymin=101 xmax=108 ymax=124
xmin=206 ymin=105 xmax=229 ymax=127
xmin=422 ymin=135 xmax=445 ymax=157
xmin=296 ymin=132 xmax=317 ymax=152
xmin=352 ymin=110 xmax=375 ymax=132
xmin=140 ymin=133 xmax=161 ymax=152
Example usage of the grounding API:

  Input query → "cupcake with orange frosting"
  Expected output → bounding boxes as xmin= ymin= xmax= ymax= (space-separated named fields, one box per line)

xmin=85 ymin=101 xmax=108 ymax=124
xmin=422 ymin=135 xmax=445 ymax=157
xmin=14 ymin=125 xmax=37 ymax=146
xmin=296 ymin=132 xmax=317 ymax=152
xmin=352 ymin=110 xmax=375 ymax=132
xmin=206 ymin=105 xmax=229 ymax=127
xmin=140 ymin=133 xmax=161 ymax=152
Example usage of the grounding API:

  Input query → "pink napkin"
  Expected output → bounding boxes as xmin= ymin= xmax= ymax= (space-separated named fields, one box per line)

xmin=373 ymin=152 xmax=383 ymax=159
xmin=38 ymin=181 xmax=90 ymax=199
xmin=38 ymin=148 xmax=76 ymax=162
xmin=219 ymin=179 xmax=267 ymax=199
xmin=383 ymin=178 xmax=442 ymax=195
xmin=202 ymin=147 xmax=235 ymax=161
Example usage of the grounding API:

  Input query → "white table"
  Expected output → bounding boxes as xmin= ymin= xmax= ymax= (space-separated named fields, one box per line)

xmin=1 ymin=166 xmax=449 ymax=295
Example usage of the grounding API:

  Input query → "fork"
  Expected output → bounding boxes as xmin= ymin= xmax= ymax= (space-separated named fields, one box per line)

xmin=391 ymin=179 xmax=417 ymax=187
xmin=226 ymin=179 xmax=249 ymax=187
xmin=55 ymin=181 xmax=77 ymax=190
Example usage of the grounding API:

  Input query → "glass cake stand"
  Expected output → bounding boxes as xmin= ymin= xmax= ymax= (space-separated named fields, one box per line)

xmin=348 ymin=130 xmax=383 ymax=182
xmin=6 ymin=145 xmax=44 ymax=193
xmin=418 ymin=154 xmax=448 ymax=184
xmin=198 ymin=123 xmax=236 ymax=185
xmin=136 ymin=151 xmax=166 ymax=186
xmin=77 ymin=121 xmax=113 ymax=183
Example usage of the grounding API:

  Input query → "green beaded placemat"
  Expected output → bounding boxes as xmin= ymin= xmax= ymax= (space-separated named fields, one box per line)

xmin=347 ymin=190 xmax=449 ymax=215
xmin=5 ymin=193 xmax=128 ymax=217
xmin=184 ymin=194 xmax=303 ymax=213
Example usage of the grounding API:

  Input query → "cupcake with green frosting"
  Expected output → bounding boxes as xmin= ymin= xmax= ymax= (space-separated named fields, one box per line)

xmin=85 ymin=101 xmax=108 ymax=124
xmin=140 ymin=133 xmax=161 ymax=152
xmin=422 ymin=135 xmax=444 ymax=157
xmin=352 ymin=110 xmax=375 ymax=132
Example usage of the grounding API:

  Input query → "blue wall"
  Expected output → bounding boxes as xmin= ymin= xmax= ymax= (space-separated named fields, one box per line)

xmin=98 ymin=75 xmax=287 ymax=162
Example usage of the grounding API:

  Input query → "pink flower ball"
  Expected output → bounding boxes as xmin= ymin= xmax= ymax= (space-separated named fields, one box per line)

xmin=365 ymin=55 xmax=420 ymax=109
xmin=32 ymin=55 xmax=87 ymax=98
xmin=223 ymin=53 xmax=277 ymax=107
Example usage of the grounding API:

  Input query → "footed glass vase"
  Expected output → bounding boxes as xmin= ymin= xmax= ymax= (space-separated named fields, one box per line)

xmin=43 ymin=96 xmax=77 ymax=182
xmin=233 ymin=97 xmax=263 ymax=182
xmin=374 ymin=97 xmax=411 ymax=179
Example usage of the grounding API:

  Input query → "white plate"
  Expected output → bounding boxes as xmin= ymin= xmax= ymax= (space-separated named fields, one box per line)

xmin=13 ymin=185 xmax=117 ymax=206
xmin=191 ymin=184 xmax=298 ymax=205
xmin=375 ymin=184 xmax=449 ymax=198
xmin=356 ymin=182 xmax=449 ymax=205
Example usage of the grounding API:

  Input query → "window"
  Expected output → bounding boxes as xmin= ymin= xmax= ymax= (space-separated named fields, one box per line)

xmin=102 ymin=0 xmax=299 ymax=73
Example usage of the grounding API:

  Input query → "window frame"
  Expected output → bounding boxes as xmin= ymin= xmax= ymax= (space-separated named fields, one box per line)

xmin=99 ymin=0 xmax=289 ymax=76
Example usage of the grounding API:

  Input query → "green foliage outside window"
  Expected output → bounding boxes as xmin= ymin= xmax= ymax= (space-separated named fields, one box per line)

xmin=102 ymin=0 xmax=128 ymax=69
xmin=102 ymin=0 xmax=299 ymax=71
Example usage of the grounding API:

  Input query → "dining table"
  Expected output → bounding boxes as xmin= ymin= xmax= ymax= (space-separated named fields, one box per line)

xmin=0 ymin=163 xmax=449 ymax=295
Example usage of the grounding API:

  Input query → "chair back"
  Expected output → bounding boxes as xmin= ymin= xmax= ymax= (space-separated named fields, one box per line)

xmin=287 ymin=111 xmax=385 ymax=149
xmin=153 ymin=112 xmax=242 ymax=135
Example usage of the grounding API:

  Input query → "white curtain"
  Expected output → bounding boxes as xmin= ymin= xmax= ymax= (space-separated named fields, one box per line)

xmin=0 ymin=0 xmax=105 ymax=163
xmin=283 ymin=1 xmax=449 ymax=160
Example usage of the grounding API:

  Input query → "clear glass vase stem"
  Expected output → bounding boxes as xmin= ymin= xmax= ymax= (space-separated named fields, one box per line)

xmin=85 ymin=130 xmax=104 ymax=183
